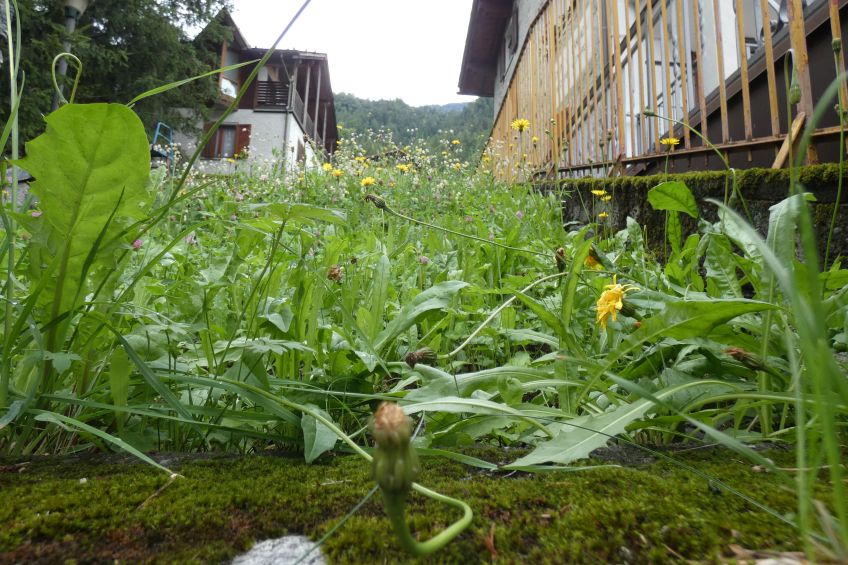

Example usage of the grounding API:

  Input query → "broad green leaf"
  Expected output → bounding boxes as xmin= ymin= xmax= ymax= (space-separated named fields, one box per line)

xmin=704 ymin=234 xmax=742 ymax=298
xmin=108 ymin=347 xmax=130 ymax=410
xmin=647 ymin=181 xmax=699 ymax=218
xmin=375 ymin=281 xmax=468 ymax=352
xmin=766 ymin=193 xmax=814 ymax=266
xmin=19 ymin=103 xmax=151 ymax=317
xmin=301 ymin=404 xmax=338 ymax=463
xmin=627 ymin=299 xmax=776 ymax=342
xmin=43 ymin=351 xmax=80 ymax=374
xmin=368 ymin=253 xmax=391 ymax=342
xmin=504 ymin=398 xmax=659 ymax=468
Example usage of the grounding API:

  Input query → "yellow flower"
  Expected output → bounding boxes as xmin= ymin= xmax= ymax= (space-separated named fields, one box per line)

xmin=601 ymin=194 xmax=612 ymax=202
xmin=452 ymin=163 xmax=463 ymax=171
xmin=337 ymin=124 xmax=344 ymax=130
xmin=451 ymin=139 xmax=461 ymax=145
xmin=361 ymin=176 xmax=376 ymax=187
xmin=591 ymin=189 xmax=608 ymax=197
xmin=660 ymin=137 xmax=680 ymax=149
xmin=532 ymin=136 xmax=539 ymax=145
xmin=511 ymin=118 xmax=530 ymax=132
xmin=396 ymin=164 xmax=409 ymax=173
xmin=355 ymin=156 xmax=366 ymax=163
xmin=584 ymin=254 xmax=601 ymax=269
xmin=598 ymin=212 xmax=609 ymax=220
xmin=332 ymin=169 xmax=343 ymax=178
xmin=322 ymin=163 xmax=333 ymax=172
xmin=596 ymin=276 xmax=639 ymax=329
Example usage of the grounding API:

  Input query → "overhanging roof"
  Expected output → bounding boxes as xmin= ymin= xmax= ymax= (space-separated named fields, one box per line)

xmin=457 ymin=0 xmax=514 ymax=97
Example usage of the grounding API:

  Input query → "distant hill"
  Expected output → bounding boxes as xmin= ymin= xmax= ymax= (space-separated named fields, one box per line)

xmin=333 ymin=93 xmax=494 ymax=161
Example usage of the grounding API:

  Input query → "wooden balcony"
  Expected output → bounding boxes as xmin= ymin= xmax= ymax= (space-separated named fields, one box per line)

xmin=485 ymin=0 xmax=848 ymax=178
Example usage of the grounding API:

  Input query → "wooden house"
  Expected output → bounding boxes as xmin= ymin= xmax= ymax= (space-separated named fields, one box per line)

xmin=459 ymin=0 xmax=848 ymax=178
xmin=175 ymin=10 xmax=337 ymax=172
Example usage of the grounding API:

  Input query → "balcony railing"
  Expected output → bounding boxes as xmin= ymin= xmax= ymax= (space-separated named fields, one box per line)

xmin=486 ymin=0 xmax=845 ymax=178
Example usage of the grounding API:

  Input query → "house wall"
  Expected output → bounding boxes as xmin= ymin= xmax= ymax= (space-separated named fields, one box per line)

xmin=492 ymin=0 xmax=547 ymax=117
xmin=172 ymin=110 xmax=321 ymax=175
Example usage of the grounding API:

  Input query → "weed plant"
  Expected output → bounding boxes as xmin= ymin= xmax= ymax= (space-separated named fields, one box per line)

xmin=0 ymin=2 xmax=846 ymax=559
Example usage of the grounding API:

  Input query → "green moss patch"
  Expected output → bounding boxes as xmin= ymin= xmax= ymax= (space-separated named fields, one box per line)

xmin=0 ymin=448 xmax=820 ymax=563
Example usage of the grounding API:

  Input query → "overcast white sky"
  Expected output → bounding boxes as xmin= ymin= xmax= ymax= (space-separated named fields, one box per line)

xmin=228 ymin=0 xmax=480 ymax=107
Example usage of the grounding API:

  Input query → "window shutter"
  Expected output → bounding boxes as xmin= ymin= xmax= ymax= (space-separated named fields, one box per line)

xmin=235 ymin=124 xmax=252 ymax=157
xmin=201 ymin=123 xmax=217 ymax=158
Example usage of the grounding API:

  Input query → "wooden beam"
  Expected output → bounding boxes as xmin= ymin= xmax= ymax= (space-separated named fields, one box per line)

xmin=771 ymin=112 xmax=807 ymax=168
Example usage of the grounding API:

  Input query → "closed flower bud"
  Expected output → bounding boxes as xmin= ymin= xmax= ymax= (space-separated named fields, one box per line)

xmin=725 ymin=347 xmax=766 ymax=371
xmin=371 ymin=403 xmax=419 ymax=495
xmin=365 ymin=193 xmax=387 ymax=210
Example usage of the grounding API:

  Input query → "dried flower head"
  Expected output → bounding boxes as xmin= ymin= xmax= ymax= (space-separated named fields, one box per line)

xmin=327 ymin=265 xmax=343 ymax=283
xmin=365 ymin=194 xmax=387 ymax=210
xmin=404 ymin=347 xmax=436 ymax=369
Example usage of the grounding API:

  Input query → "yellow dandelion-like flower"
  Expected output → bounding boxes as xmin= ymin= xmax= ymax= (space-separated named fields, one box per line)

xmin=532 ymin=136 xmax=539 ymax=145
xmin=598 ymin=212 xmax=609 ymax=220
xmin=355 ymin=156 xmax=366 ymax=163
xmin=361 ymin=176 xmax=376 ymax=187
xmin=332 ymin=169 xmax=343 ymax=178
xmin=322 ymin=163 xmax=333 ymax=172
xmin=596 ymin=276 xmax=639 ymax=329
xmin=601 ymin=194 xmax=612 ymax=202
xmin=396 ymin=164 xmax=409 ymax=173
xmin=584 ymin=254 xmax=601 ymax=269
xmin=452 ymin=163 xmax=463 ymax=171
xmin=511 ymin=118 xmax=530 ymax=132
xmin=337 ymin=124 xmax=344 ymax=131
xmin=660 ymin=137 xmax=680 ymax=150
xmin=451 ymin=139 xmax=461 ymax=145
xmin=482 ymin=155 xmax=491 ymax=163
xmin=590 ymin=189 xmax=608 ymax=197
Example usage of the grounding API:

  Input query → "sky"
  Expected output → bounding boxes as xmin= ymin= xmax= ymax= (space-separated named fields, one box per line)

xmin=228 ymin=0 xmax=479 ymax=107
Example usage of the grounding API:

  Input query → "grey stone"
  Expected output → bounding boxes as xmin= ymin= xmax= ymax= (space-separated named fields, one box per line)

xmin=231 ymin=535 xmax=325 ymax=565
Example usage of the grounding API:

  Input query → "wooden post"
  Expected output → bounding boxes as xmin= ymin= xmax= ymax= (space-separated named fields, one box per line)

xmin=787 ymin=0 xmax=818 ymax=163
xmin=760 ymin=0 xmax=781 ymax=138
xmin=734 ymin=0 xmax=753 ymax=140
xmin=302 ymin=62 xmax=311 ymax=126
xmin=712 ymin=0 xmax=730 ymax=143
xmin=313 ymin=63 xmax=323 ymax=141
xmin=321 ymin=102 xmax=328 ymax=151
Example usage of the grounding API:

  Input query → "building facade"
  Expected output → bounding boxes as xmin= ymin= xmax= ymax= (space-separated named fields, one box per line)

xmin=175 ymin=10 xmax=337 ymax=173
xmin=459 ymin=0 xmax=848 ymax=178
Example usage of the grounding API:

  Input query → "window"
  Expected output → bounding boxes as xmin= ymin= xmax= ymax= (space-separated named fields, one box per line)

xmin=202 ymin=124 xmax=251 ymax=159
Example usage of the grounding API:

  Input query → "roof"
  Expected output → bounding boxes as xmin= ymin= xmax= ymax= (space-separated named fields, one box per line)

xmin=457 ymin=0 xmax=514 ymax=97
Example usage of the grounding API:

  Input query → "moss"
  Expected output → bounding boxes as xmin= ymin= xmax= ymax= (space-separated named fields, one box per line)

xmin=0 ymin=448 xmax=829 ymax=563
xmin=549 ymin=163 xmax=848 ymax=199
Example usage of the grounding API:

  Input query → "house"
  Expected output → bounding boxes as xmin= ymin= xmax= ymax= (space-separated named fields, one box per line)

xmin=175 ymin=10 xmax=337 ymax=172
xmin=459 ymin=0 xmax=848 ymax=178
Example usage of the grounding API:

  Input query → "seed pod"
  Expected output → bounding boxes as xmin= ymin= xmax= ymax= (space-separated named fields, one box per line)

xmin=327 ymin=265 xmax=342 ymax=283
xmin=788 ymin=69 xmax=802 ymax=105
xmin=833 ymin=38 xmax=842 ymax=53
xmin=555 ymin=247 xmax=567 ymax=273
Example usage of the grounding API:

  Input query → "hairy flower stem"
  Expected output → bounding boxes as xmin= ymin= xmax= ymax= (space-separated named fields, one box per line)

xmin=365 ymin=195 xmax=551 ymax=259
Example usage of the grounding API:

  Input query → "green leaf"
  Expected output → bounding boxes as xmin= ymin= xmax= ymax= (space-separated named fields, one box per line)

xmin=647 ymin=181 xmax=699 ymax=218
xmin=43 ymin=351 xmax=80 ymax=374
xmin=375 ymin=281 xmax=468 ymax=352
xmin=18 ymin=103 xmax=151 ymax=317
xmin=32 ymin=410 xmax=174 ymax=474
xmin=766 ymin=193 xmax=814 ymax=266
xmin=628 ymin=299 xmax=776 ymax=342
xmin=108 ymin=347 xmax=130 ymax=410
xmin=301 ymin=404 xmax=338 ymax=463
xmin=704 ymin=234 xmax=742 ymax=298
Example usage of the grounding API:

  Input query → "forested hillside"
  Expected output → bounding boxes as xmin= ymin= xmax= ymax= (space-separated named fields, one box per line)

xmin=333 ymin=93 xmax=494 ymax=161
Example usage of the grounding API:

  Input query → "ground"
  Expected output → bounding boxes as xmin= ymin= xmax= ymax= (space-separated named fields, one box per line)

xmin=0 ymin=445 xmax=820 ymax=564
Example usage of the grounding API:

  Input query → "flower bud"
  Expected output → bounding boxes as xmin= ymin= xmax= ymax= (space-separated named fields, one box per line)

xmin=404 ymin=347 xmax=436 ymax=369
xmin=371 ymin=403 xmax=419 ymax=495
xmin=365 ymin=193 xmax=387 ymax=210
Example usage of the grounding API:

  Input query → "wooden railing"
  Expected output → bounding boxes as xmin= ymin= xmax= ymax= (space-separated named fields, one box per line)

xmin=486 ymin=0 xmax=848 ymax=178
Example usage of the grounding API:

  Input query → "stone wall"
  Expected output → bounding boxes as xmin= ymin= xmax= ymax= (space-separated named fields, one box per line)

xmin=544 ymin=164 xmax=848 ymax=262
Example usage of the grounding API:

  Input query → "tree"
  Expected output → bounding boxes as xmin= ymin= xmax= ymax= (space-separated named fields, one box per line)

xmin=0 ymin=0 xmax=231 ymax=148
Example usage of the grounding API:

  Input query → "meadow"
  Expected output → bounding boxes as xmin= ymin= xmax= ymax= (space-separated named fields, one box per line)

xmin=1 ymin=5 xmax=847 ymax=560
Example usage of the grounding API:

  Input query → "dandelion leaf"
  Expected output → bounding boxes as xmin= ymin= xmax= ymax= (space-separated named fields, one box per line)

xmin=19 ymin=103 xmax=151 ymax=318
